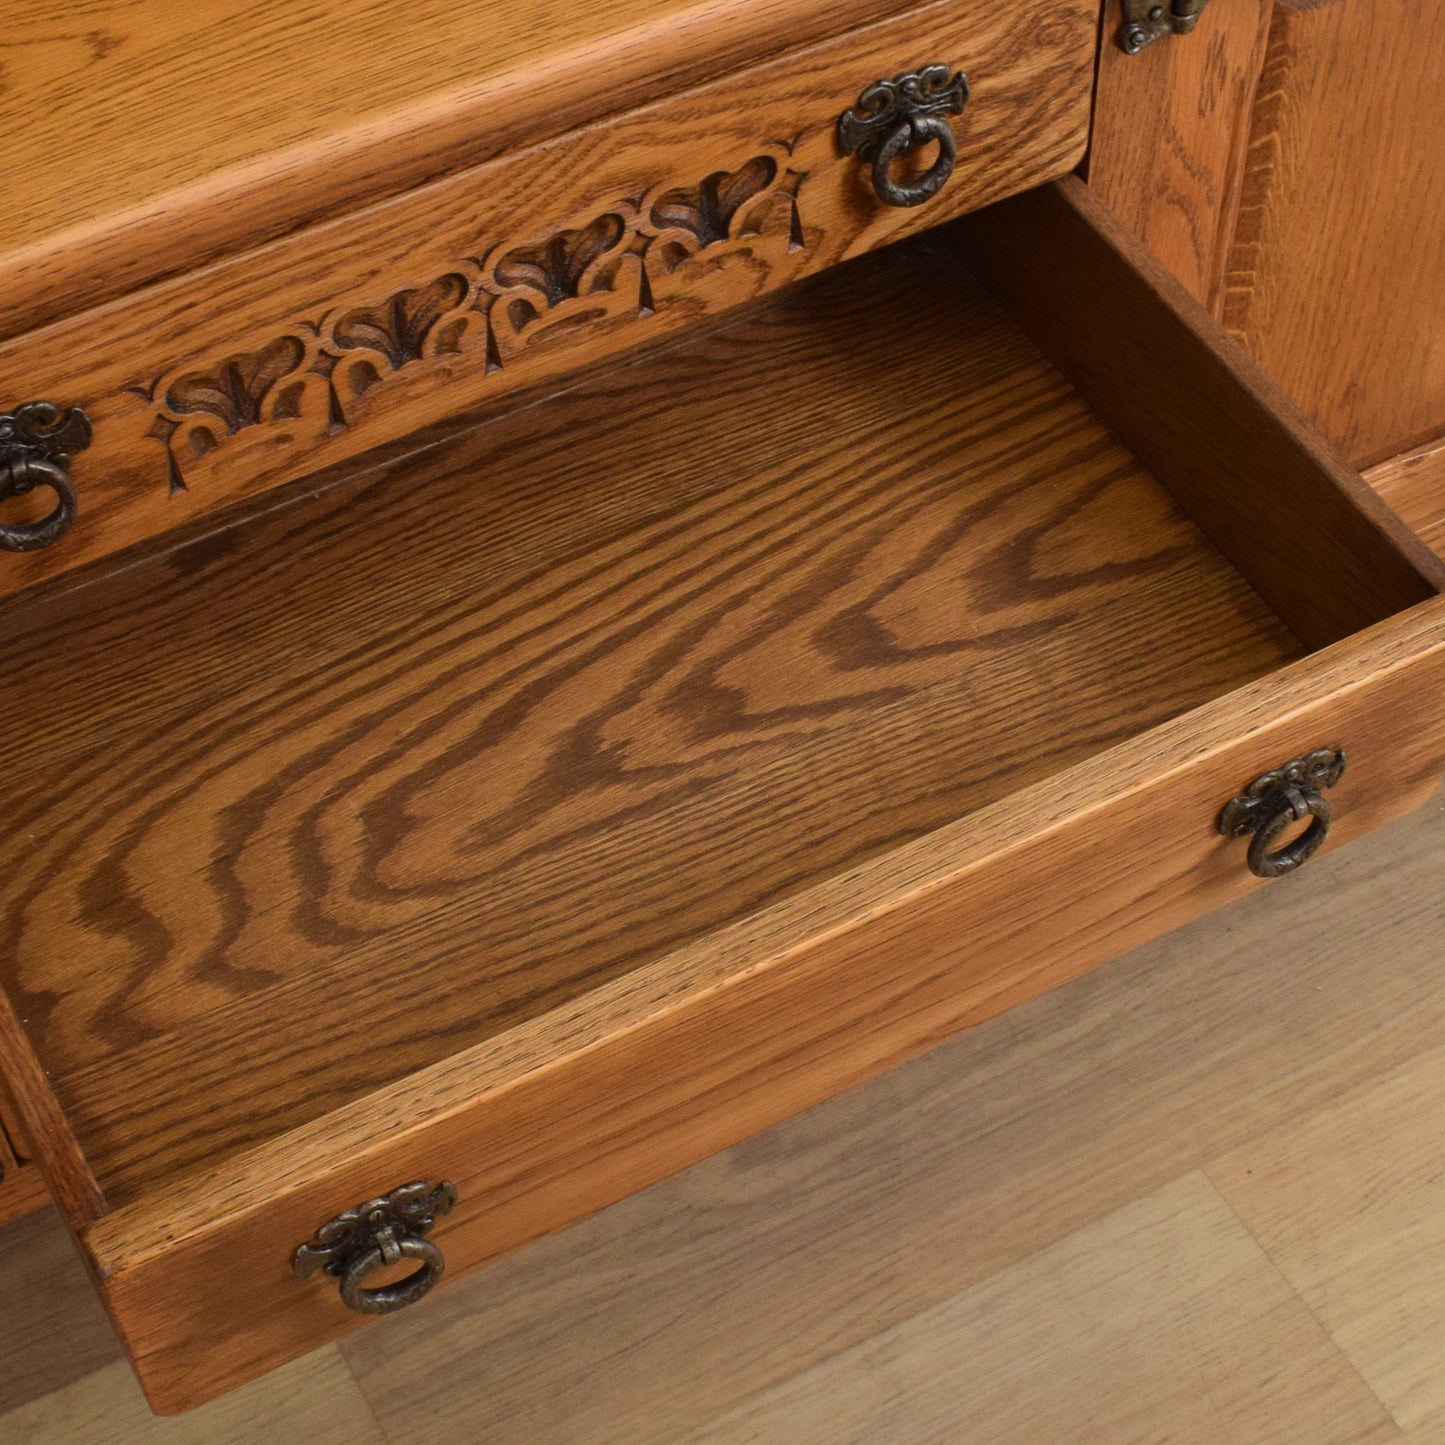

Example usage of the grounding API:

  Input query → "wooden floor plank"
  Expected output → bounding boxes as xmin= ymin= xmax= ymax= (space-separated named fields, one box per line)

xmin=1209 ymin=1043 xmax=1445 ymax=1435
xmin=0 ymin=1208 xmax=124 ymax=1415
xmin=337 ymin=788 xmax=1445 ymax=1443
xmin=687 ymin=1173 xmax=1398 ymax=1444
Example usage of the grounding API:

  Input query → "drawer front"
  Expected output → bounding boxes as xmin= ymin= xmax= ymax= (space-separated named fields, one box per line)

xmin=78 ymin=597 xmax=1445 ymax=1412
xmin=0 ymin=0 xmax=1094 ymax=598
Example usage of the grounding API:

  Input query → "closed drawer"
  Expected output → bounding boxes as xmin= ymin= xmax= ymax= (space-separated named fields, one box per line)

xmin=0 ymin=0 xmax=1094 ymax=599
xmin=2 ymin=178 xmax=1444 ymax=1413
xmin=0 ymin=1079 xmax=48 ymax=1226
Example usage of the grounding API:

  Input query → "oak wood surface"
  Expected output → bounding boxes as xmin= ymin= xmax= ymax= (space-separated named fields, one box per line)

xmin=0 ymin=0 xmax=1009 ymax=343
xmin=1087 ymin=0 xmax=1271 ymax=313
xmin=0 ymin=1208 xmax=127 ymax=1417
xmin=686 ymin=1173 xmax=1395 ymax=1443
xmin=0 ymin=1351 xmax=385 ymax=1445
xmin=1211 ymin=1026 xmax=1445 ymax=1437
xmin=0 ymin=236 xmax=1299 ymax=1209
xmin=0 ymin=986 xmax=106 ymax=1224
xmin=0 ymin=0 xmax=1095 ymax=602
xmin=959 ymin=178 xmax=1445 ymax=650
xmin=1219 ymin=0 xmax=1445 ymax=467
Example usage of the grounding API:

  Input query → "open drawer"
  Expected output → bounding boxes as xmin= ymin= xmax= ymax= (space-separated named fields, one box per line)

xmin=2 ymin=178 xmax=1444 ymax=1413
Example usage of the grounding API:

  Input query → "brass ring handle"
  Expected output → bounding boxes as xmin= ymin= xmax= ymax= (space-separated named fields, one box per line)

xmin=869 ymin=114 xmax=957 ymax=208
xmin=294 ymin=1180 xmax=458 ymax=1316
xmin=838 ymin=66 xmax=970 ymax=210
xmin=337 ymin=1232 xmax=446 ymax=1315
xmin=0 ymin=456 xmax=78 ymax=553
xmin=1218 ymin=748 xmax=1345 ymax=880
xmin=0 ymin=401 xmax=92 ymax=554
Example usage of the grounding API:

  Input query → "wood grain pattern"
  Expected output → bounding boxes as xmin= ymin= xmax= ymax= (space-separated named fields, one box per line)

xmin=959 ymin=178 xmax=1445 ymax=650
xmin=1087 ymin=0 xmax=1271 ymax=312
xmin=0 ymin=1352 xmax=383 ymax=1444
xmin=0 ymin=0 xmax=985 ymax=343
xmin=1211 ymin=1040 xmax=1445 ymax=1436
xmin=0 ymin=1209 xmax=124 ymax=1417
xmin=1220 ymin=0 xmax=1445 ymax=467
xmin=0 ymin=985 xmax=105 ymax=1224
xmin=0 ymin=1110 xmax=49 ymax=1230
xmin=0 ymin=238 xmax=1299 ymax=1206
xmin=0 ymin=0 xmax=1095 ymax=602
xmin=0 ymin=1162 xmax=49 ymax=1231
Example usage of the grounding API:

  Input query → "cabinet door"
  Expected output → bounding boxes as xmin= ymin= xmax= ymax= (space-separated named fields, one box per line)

xmin=1089 ymin=0 xmax=1445 ymax=469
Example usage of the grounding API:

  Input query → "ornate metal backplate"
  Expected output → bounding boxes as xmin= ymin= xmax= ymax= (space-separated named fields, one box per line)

xmin=1218 ymin=748 xmax=1346 ymax=879
xmin=1117 ymin=0 xmax=1212 ymax=54
xmin=0 ymin=402 xmax=92 ymax=553
xmin=294 ymin=1180 xmax=459 ymax=1314
xmin=837 ymin=66 xmax=970 ymax=207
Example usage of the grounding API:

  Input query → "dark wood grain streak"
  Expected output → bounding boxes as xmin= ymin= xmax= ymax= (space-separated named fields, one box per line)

xmin=958 ymin=178 xmax=1445 ymax=651
xmin=0 ymin=239 xmax=1301 ymax=1204
xmin=1369 ymin=440 xmax=1445 ymax=565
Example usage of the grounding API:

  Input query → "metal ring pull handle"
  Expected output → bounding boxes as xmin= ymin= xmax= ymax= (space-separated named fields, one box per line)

xmin=0 ymin=402 xmax=92 ymax=553
xmin=1218 ymin=748 xmax=1346 ymax=880
xmin=338 ymin=1230 xmax=446 ymax=1315
xmin=0 ymin=456 xmax=78 ymax=553
xmin=838 ymin=65 xmax=970 ymax=209
xmin=294 ymin=1180 xmax=458 ymax=1316
xmin=869 ymin=114 xmax=957 ymax=208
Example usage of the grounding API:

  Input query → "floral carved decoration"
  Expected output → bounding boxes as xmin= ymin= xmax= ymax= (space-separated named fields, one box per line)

xmin=133 ymin=146 xmax=808 ymax=493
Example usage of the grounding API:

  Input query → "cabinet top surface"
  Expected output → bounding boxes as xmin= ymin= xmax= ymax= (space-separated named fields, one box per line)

xmin=0 ymin=0 xmax=944 ymax=340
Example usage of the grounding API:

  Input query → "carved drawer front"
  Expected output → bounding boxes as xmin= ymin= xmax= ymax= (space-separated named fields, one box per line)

xmin=3 ymin=177 xmax=1444 ymax=1414
xmin=0 ymin=0 xmax=1094 ymax=599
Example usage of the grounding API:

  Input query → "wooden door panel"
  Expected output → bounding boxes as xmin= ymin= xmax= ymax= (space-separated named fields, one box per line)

xmin=1088 ymin=0 xmax=1271 ymax=313
xmin=1222 ymin=0 xmax=1445 ymax=467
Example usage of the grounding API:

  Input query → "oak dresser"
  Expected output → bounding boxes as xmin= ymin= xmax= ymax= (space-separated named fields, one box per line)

xmin=1 ymin=0 xmax=1442 ymax=1413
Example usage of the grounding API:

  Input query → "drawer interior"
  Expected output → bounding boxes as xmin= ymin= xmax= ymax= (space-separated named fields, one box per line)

xmin=0 ymin=182 xmax=1437 ymax=1216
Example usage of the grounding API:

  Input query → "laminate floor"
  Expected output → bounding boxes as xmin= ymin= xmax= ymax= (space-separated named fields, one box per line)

xmin=2 ymin=783 xmax=1443 ymax=1443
